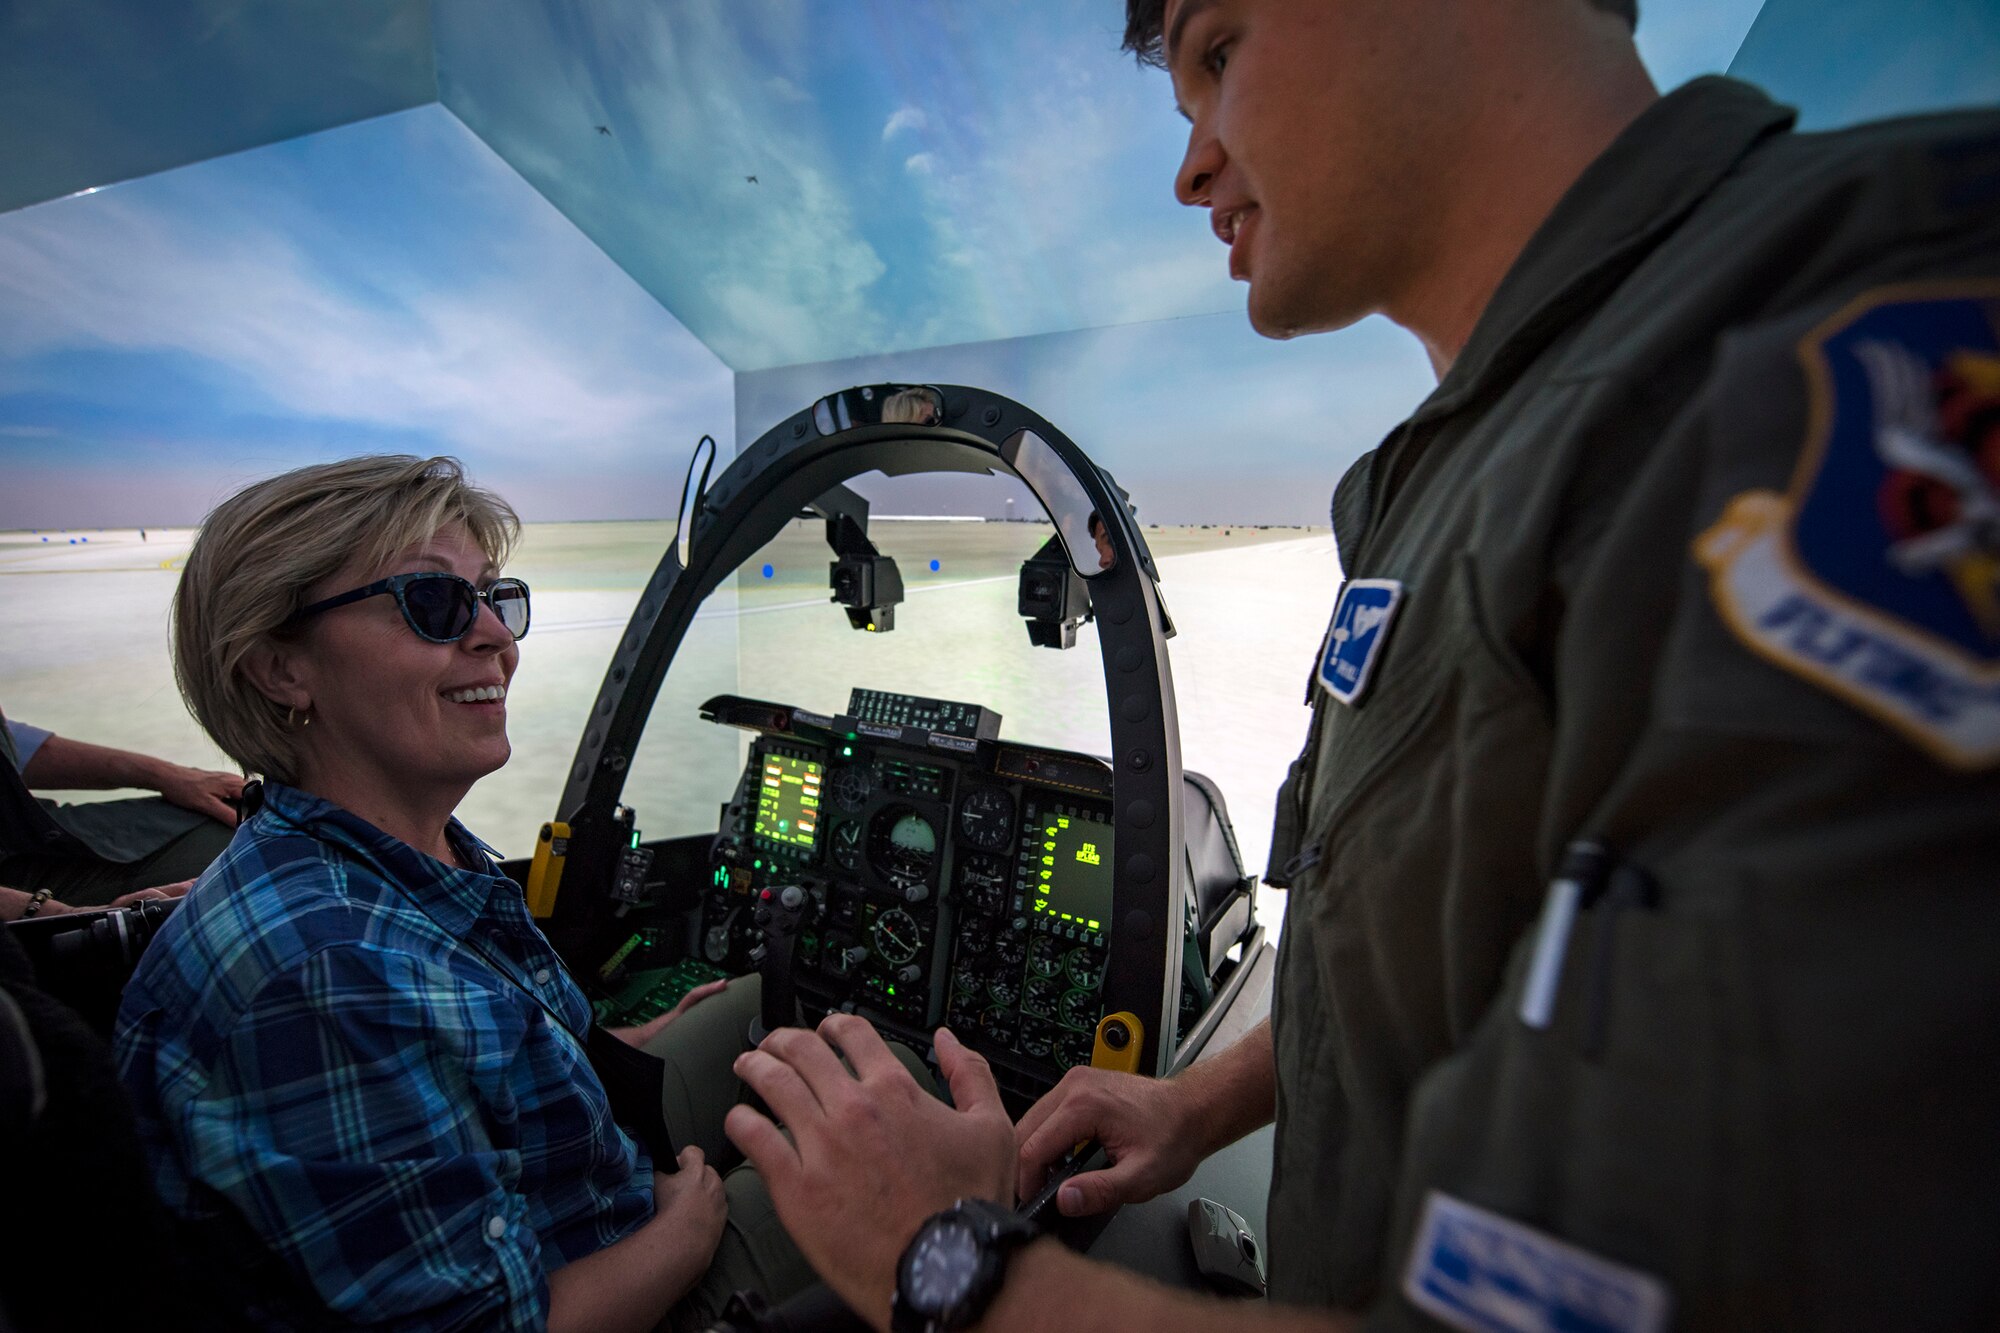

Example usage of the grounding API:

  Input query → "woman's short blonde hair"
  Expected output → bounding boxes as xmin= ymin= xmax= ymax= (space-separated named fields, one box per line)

xmin=173 ymin=455 xmax=521 ymax=784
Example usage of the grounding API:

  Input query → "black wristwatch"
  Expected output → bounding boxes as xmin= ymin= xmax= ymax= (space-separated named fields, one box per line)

xmin=891 ymin=1197 xmax=1039 ymax=1332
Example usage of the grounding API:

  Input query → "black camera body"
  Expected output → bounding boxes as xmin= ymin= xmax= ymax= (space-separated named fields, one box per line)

xmin=7 ymin=898 xmax=181 ymax=1035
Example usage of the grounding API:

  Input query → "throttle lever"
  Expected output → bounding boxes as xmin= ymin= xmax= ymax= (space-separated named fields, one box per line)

xmin=747 ymin=883 xmax=811 ymax=1048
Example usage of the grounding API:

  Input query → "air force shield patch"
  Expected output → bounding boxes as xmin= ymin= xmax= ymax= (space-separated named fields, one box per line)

xmin=1697 ymin=284 xmax=2000 ymax=769
xmin=1317 ymin=578 xmax=1404 ymax=705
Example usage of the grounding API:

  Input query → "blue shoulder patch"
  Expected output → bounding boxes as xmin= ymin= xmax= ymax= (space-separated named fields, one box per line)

xmin=1316 ymin=578 xmax=1404 ymax=705
xmin=1697 ymin=283 xmax=2000 ymax=768
xmin=1402 ymin=1192 xmax=1671 ymax=1333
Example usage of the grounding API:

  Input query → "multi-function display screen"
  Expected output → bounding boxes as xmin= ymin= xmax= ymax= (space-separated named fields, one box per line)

xmin=755 ymin=753 xmax=823 ymax=850
xmin=1030 ymin=812 xmax=1113 ymax=932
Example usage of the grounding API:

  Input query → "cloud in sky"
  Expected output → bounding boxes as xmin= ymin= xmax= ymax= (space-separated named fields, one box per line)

xmin=0 ymin=106 xmax=734 ymax=528
xmin=883 ymin=105 xmax=928 ymax=140
xmin=434 ymin=0 xmax=1235 ymax=370
xmin=422 ymin=0 xmax=1782 ymax=375
xmin=737 ymin=311 xmax=1436 ymax=527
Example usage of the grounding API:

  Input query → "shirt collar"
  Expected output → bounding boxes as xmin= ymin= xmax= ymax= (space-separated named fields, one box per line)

xmin=252 ymin=780 xmax=506 ymax=936
xmin=1421 ymin=76 xmax=1797 ymax=419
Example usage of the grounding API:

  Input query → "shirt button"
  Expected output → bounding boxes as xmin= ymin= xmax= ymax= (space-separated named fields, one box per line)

xmin=487 ymin=1216 xmax=507 ymax=1240
xmin=533 ymin=968 xmax=552 ymax=985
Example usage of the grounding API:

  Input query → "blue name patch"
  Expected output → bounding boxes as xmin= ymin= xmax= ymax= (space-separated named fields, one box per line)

xmin=1402 ymin=1193 xmax=1671 ymax=1333
xmin=1317 ymin=578 xmax=1404 ymax=705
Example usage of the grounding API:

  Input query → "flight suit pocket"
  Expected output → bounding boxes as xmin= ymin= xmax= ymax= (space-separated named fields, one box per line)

xmin=1381 ymin=896 xmax=1759 ymax=1328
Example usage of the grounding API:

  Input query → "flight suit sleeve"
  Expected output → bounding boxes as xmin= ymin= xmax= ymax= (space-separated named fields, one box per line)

xmin=1375 ymin=271 xmax=2000 ymax=1331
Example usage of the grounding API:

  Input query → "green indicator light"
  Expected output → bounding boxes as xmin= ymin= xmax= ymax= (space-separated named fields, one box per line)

xmin=887 ymin=985 xmax=897 ymax=995
xmin=1087 ymin=919 xmax=1100 ymax=930
xmin=841 ymin=745 xmax=853 ymax=757
xmin=754 ymin=859 xmax=764 ymax=870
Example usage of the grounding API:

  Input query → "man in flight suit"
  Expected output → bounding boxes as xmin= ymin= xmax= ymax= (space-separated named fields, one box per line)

xmin=722 ymin=2 xmax=2000 ymax=1330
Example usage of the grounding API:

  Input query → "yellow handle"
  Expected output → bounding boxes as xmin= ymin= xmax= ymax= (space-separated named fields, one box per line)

xmin=1091 ymin=1011 xmax=1145 ymax=1073
xmin=525 ymin=820 xmax=570 ymax=919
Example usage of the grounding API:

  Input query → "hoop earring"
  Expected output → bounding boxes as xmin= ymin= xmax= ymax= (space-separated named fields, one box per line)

xmin=287 ymin=706 xmax=311 ymax=729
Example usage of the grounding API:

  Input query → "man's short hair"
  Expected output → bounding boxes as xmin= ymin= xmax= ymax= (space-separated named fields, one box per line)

xmin=1122 ymin=0 xmax=1639 ymax=68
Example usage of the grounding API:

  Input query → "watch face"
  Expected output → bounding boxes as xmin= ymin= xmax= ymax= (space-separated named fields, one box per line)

xmin=903 ymin=1220 xmax=981 ymax=1315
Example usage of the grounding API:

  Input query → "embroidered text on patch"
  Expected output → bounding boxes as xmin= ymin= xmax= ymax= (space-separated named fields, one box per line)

xmin=1697 ymin=285 xmax=2000 ymax=768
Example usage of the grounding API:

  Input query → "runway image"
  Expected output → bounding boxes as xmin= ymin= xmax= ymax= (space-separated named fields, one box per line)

xmin=2 ymin=520 xmax=1337 ymax=932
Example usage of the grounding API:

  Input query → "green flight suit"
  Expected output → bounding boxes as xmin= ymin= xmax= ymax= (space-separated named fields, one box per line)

xmin=1264 ymin=78 xmax=2000 ymax=1330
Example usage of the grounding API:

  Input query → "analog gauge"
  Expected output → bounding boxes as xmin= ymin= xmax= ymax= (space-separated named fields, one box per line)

xmin=871 ymin=908 xmax=922 ymax=966
xmin=956 ymin=914 xmax=994 ymax=959
xmin=830 ymin=765 xmax=874 ymax=811
xmin=830 ymin=819 xmax=864 ymax=872
xmin=953 ymin=963 xmax=985 ymax=996
xmin=980 ymin=1005 xmax=1018 ymax=1041
xmin=1060 ymin=1029 xmax=1096 ymax=1070
xmin=992 ymin=930 xmax=1026 ymax=969
xmin=868 ymin=806 xmax=938 ymax=885
xmin=1023 ymin=975 xmax=1064 ymax=1020
xmin=1027 ymin=934 xmax=1065 ymax=979
xmin=956 ymin=787 xmax=1015 ymax=852
xmin=1017 ymin=1022 xmax=1053 ymax=1061
xmin=1064 ymin=947 xmax=1105 ymax=991
xmin=1060 ymin=988 xmax=1102 ymax=1032
xmin=987 ymin=972 xmax=1021 ymax=1008
xmin=956 ymin=854 xmax=1009 ymax=915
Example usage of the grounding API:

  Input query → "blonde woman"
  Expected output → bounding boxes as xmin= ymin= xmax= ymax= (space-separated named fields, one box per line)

xmin=114 ymin=457 xmax=738 ymax=1332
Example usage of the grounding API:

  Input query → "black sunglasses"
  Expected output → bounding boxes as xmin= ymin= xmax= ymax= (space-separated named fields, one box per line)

xmin=291 ymin=572 xmax=531 ymax=644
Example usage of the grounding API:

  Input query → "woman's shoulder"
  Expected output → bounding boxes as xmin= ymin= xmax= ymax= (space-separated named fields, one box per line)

xmin=124 ymin=820 xmax=389 ymax=1018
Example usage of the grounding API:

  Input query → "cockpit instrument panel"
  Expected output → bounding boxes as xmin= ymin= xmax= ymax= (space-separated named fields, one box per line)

xmin=699 ymin=689 xmax=1117 ymax=1084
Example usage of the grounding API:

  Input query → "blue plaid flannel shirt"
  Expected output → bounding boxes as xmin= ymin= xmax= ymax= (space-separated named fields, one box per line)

xmin=114 ymin=782 xmax=655 ymax=1330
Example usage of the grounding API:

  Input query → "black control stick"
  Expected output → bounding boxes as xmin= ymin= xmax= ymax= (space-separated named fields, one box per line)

xmin=747 ymin=884 xmax=811 ymax=1048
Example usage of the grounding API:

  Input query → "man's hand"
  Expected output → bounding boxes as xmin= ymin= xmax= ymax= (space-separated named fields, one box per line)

xmin=726 ymin=1019 xmax=1015 ymax=1330
xmin=1015 ymin=1066 xmax=1209 ymax=1216
xmin=612 ymin=978 xmax=729 ymax=1048
xmin=0 ymin=885 xmax=74 ymax=921
xmin=108 ymin=879 xmax=196 ymax=908
xmin=153 ymin=763 xmax=244 ymax=825
xmin=1017 ymin=1018 xmax=1278 ymax=1218
xmin=18 ymin=734 xmax=244 ymax=825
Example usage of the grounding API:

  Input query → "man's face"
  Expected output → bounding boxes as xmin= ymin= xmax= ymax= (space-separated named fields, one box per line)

xmin=1163 ymin=0 xmax=1463 ymax=338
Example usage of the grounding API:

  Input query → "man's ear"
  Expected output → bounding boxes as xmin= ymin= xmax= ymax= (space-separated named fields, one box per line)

xmin=240 ymin=639 xmax=313 ymax=713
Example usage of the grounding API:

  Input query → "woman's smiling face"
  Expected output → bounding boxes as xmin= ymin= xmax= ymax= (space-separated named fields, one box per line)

xmin=285 ymin=521 xmax=519 ymax=816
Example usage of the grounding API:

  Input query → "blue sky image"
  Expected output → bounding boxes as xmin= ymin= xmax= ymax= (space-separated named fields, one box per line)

xmin=11 ymin=0 xmax=1992 ymax=530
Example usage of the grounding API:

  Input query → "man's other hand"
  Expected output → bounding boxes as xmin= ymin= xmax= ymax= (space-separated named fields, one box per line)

xmin=108 ymin=880 xmax=196 ymax=908
xmin=1015 ymin=1066 xmax=1208 ymax=1217
xmin=155 ymin=764 xmax=245 ymax=825
xmin=726 ymin=1019 xmax=1014 ymax=1329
